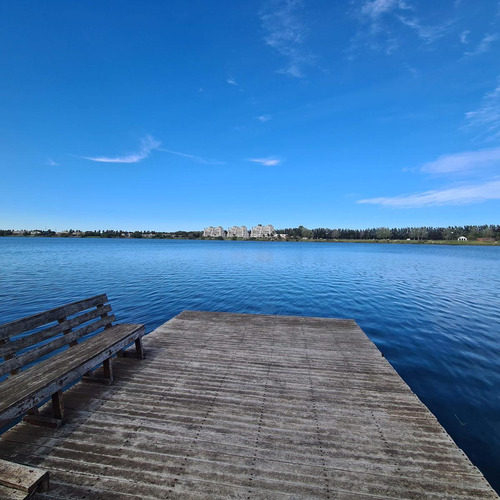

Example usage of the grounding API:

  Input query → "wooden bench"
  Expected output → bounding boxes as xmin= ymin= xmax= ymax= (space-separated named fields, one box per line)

xmin=0 ymin=294 xmax=145 ymax=429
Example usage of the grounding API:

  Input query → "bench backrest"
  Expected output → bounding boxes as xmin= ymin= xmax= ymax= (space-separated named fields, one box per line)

xmin=0 ymin=294 xmax=115 ymax=379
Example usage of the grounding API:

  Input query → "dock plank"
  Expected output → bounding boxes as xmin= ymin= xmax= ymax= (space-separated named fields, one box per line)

xmin=0 ymin=311 xmax=497 ymax=499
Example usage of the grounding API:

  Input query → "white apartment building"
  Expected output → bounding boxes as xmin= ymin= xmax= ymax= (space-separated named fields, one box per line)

xmin=203 ymin=226 xmax=226 ymax=238
xmin=226 ymin=226 xmax=249 ymax=239
xmin=251 ymin=224 xmax=275 ymax=238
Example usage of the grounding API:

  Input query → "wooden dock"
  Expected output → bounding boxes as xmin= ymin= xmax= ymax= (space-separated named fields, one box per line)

xmin=0 ymin=311 xmax=497 ymax=499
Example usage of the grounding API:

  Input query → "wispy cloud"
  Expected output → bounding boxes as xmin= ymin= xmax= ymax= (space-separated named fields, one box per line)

xmin=81 ymin=136 xmax=160 ymax=164
xmin=46 ymin=158 xmax=59 ymax=166
xmin=359 ymin=144 xmax=500 ymax=208
xmin=360 ymin=0 xmax=410 ymax=20
xmin=356 ymin=36 xmax=500 ymax=209
xmin=158 ymin=148 xmax=225 ymax=165
xmin=354 ymin=1 xmax=451 ymax=53
xmin=420 ymin=147 xmax=500 ymax=175
xmin=358 ymin=179 xmax=500 ymax=207
xmin=248 ymin=157 xmax=281 ymax=166
xmin=257 ymin=114 xmax=272 ymax=122
xmin=465 ymin=33 xmax=499 ymax=56
xmin=460 ymin=30 xmax=470 ymax=44
xmin=260 ymin=0 xmax=314 ymax=77
xmin=397 ymin=15 xmax=452 ymax=44
xmin=465 ymin=79 xmax=500 ymax=140
xmin=226 ymin=77 xmax=238 ymax=86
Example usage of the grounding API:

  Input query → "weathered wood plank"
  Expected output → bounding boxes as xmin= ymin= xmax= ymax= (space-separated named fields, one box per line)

xmin=0 ymin=312 xmax=497 ymax=499
xmin=0 ymin=304 xmax=114 ymax=359
xmin=0 ymin=323 xmax=145 ymax=426
xmin=0 ymin=458 xmax=49 ymax=493
xmin=0 ymin=294 xmax=108 ymax=340
xmin=0 ymin=484 xmax=26 ymax=500
xmin=0 ymin=315 xmax=116 ymax=377
xmin=0 ymin=324 xmax=63 ymax=360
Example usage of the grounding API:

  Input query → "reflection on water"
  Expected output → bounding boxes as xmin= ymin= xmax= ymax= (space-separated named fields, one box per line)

xmin=1 ymin=237 xmax=499 ymax=491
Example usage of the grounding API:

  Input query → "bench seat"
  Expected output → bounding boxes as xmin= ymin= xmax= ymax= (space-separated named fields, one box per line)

xmin=0 ymin=295 xmax=146 ymax=497
xmin=0 ymin=322 xmax=144 ymax=427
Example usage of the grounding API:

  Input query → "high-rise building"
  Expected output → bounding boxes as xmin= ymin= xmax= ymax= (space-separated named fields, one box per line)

xmin=203 ymin=226 xmax=226 ymax=238
xmin=227 ymin=226 xmax=249 ymax=239
xmin=250 ymin=224 xmax=275 ymax=238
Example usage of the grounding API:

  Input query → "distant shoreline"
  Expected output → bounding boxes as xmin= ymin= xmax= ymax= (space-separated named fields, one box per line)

xmin=1 ymin=235 xmax=498 ymax=246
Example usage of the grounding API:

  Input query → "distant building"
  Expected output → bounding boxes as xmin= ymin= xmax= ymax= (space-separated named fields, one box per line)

xmin=457 ymin=236 xmax=467 ymax=241
xmin=251 ymin=224 xmax=275 ymax=239
xmin=203 ymin=226 xmax=226 ymax=238
xmin=477 ymin=238 xmax=495 ymax=242
xmin=226 ymin=226 xmax=249 ymax=239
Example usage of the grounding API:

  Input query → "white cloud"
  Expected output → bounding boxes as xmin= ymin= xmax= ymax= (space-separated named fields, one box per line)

xmin=420 ymin=147 xmax=500 ymax=174
xmin=81 ymin=136 xmax=160 ymax=164
xmin=158 ymin=148 xmax=224 ymax=165
xmin=260 ymin=0 xmax=314 ymax=77
xmin=355 ymin=1 xmax=451 ymax=52
xmin=46 ymin=158 xmax=59 ymax=166
xmin=226 ymin=77 xmax=238 ymax=86
xmin=359 ymin=145 xmax=500 ymax=208
xmin=460 ymin=30 xmax=470 ymax=44
xmin=397 ymin=16 xmax=452 ymax=44
xmin=357 ymin=71 xmax=500 ymax=209
xmin=465 ymin=33 xmax=499 ymax=56
xmin=358 ymin=179 xmax=500 ymax=207
xmin=257 ymin=114 xmax=272 ymax=122
xmin=248 ymin=157 xmax=281 ymax=166
xmin=360 ymin=0 xmax=410 ymax=20
xmin=465 ymin=79 xmax=500 ymax=140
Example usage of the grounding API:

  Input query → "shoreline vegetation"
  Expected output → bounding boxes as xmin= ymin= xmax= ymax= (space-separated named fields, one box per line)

xmin=1 ymin=225 xmax=498 ymax=245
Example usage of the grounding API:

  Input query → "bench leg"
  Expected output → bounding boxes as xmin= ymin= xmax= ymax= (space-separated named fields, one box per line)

xmin=52 ymin=389 xmax=65 ymax=421
xmin=27 ymin=406 xmax=39 ymax=416
xmin=103 ymin=357 xmax=113 ymax=382
xmin=23 ymin=391 xmax=65 ymax=428
xmin=116 ymin=338 xmax=145 ymax=359
xmin=83 ymin=358 xmax=114 ymax=384
xmin=135 ymin=337 xmax=145 ymax=359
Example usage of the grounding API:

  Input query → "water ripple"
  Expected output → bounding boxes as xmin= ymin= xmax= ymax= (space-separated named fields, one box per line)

xmin=1 ymin=238 xmax=499 ymax=491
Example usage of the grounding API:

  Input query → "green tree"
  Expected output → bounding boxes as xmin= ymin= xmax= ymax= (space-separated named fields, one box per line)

xmin=376 ymin=227 xmax=391 ymax=239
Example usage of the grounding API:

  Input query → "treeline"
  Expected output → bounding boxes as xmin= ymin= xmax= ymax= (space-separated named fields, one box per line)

xmin=0 ymin=229 xmax=203 ymax=239
xmin=277 ymin=225 xmax=500 ymax=241
xmin=2 ymin=225 xmax=499 ymax=241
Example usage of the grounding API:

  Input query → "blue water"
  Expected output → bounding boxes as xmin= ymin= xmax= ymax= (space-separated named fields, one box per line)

xmin=1 ymin=237 xmax=499 ymax=491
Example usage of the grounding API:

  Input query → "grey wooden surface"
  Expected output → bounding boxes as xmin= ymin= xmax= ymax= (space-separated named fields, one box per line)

xmin=0 ymin=295 xmax=108 ymax=340
xmin=0 ymin=458 xmax=48 ymax=495
xmin=0 ymin=311 xmax=497 ymax=499
xmin=0 ymin=323 xmax=145 ymax=427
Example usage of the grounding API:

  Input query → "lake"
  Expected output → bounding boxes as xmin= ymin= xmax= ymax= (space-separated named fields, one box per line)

xmin=1 ymin=237 xmax=499 ymax=492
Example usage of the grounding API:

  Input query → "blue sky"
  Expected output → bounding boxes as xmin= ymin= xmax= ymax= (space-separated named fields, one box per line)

xmin=1 ymin=0 xmax=500 ymax=231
